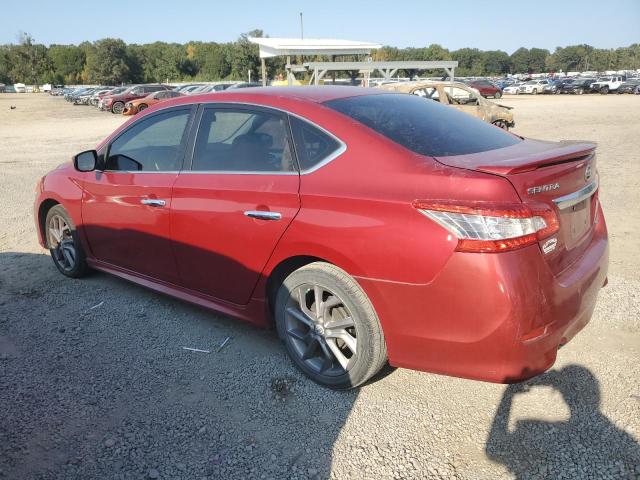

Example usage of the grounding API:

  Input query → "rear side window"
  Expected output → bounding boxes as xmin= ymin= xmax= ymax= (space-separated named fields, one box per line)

xmin=325 ymin=93 xmax=520 ymax=157
xmin=191 ymin=108 xmax=295 ymax=172
xmin=289 ymin=117 xmax=341 ymax=171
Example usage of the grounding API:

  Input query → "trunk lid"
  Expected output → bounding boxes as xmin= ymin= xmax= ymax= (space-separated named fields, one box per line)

xmin=435 ymin=139 xmax=599 ymax=274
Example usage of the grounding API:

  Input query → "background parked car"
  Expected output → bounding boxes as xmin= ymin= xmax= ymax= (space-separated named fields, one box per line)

xmin=503 ymin=83 xmax=523 ymax=95
xmin=463 ymin=79 xmax=503 ymax=98
xmin=542 ymin=79 xmax=564 ymax=94
xmin=560 ymin=78 xmax=596 ymax=94
xmin=590 ymin=75 xmax=626 ymax=94
xmin=617 ymin=79 xmax=640 ymax=94
xmin=378 ymin=81 xmax=515 ymax=129
xmin=122 ymin=90 xmax=185 ymax=115
xmin=98 ymin=87 xmax=128 ymax=110
xmin=518 ymin=79 xmax=549 ymax=94
xmin=102 ymin=84 xmax=171 ymax=114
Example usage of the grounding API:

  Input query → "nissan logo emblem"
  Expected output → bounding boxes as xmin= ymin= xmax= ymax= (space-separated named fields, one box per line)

xmin=585 ymin=165 xmax=593 ymax=181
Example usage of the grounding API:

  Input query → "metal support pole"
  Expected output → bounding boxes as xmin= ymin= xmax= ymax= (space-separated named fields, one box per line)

xmin=261 ymin=58 xmax=267 ymax=87
xmin=287 ymin=56 xmax=292 ymax=86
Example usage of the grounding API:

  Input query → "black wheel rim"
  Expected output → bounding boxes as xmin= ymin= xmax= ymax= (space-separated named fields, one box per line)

xmin=48 ymin=214 xmax=76 ymax=272
xmin=284 ymin=283 xmax=358 ymax=377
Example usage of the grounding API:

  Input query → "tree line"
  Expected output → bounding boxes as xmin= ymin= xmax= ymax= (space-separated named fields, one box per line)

xmin=1 ymin=31 xmax=639 ymax=86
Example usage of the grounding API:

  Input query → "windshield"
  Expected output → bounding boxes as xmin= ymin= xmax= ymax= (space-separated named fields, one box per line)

xmin=525 ymin=81 xmax=537 ymax=85
xmin=325 ymin=93 xmax=520 ymax=157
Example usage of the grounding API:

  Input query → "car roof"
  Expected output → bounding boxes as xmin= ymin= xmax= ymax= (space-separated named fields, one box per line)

xmin=376 ymin=81 xmax=471 ymax=93
xmin=157 ymin=86 xmax=387 ymax=108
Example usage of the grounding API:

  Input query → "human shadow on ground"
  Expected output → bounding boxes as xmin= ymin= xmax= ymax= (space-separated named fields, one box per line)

xmin=486 ymin=364 xmax=640 ymax=479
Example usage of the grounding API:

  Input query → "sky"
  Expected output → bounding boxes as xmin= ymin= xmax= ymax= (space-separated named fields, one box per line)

xmin=1 ymin=0 xmax=639 ymax=53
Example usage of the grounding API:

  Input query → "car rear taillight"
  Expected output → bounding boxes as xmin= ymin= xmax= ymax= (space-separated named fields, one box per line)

xmin=413 ymin=200 xmax=559 ymax=253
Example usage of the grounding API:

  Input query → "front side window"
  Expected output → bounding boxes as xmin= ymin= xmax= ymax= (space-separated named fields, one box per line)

xmin=106 ymin=109 xmax=190 ymax=171
xmin=326 ymin=93 xmax=520 ymax=157
xmin=412 ymin=87 xmax=440 ymax=101
xmin=192 ymin=108 xmax=295 ymax=172
xmin=442 ymin=86 xmax=478 ymax=105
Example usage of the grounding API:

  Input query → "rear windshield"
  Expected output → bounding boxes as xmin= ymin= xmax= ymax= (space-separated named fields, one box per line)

xmin=325 ymin=93 xmax=520 ymax=157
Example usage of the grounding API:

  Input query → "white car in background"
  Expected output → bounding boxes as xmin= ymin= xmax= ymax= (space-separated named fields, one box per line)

xmin=14 ymin=83 xmax=26 ymax=93
xmin=518 ymin=79 xmax=549 ymax=95
xmin=503 ymin=83 xmax=522 ymax=95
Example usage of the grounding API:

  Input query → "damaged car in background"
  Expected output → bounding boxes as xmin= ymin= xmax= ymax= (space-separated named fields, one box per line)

xmin=378 ymin=81 xmax=515 ymax=129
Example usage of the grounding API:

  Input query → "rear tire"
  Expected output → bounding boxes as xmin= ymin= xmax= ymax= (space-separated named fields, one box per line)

xmin=492 ymin=120 xmax=509 ymax=130
xmin=494 ymin=91 xmax=502 ymax=99
xmin=45 ymin=205 xmax=88 ymax=278
xmin=275 ymin=262 xmax=387 ymax=389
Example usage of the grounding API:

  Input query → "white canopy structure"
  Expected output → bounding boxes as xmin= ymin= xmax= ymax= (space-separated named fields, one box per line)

xmin=249 ymin=37 xmax=382 ymax=86
xmin=249 ymin=37 xmax=382 ymax=58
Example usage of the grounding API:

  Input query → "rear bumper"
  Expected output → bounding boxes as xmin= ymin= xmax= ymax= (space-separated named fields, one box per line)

xmin=357 ymin=206 xmax=609 ymax=383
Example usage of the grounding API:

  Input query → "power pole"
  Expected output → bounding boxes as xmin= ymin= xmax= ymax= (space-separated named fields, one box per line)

xmin=300 ymin=12 xmax=304 ymax=40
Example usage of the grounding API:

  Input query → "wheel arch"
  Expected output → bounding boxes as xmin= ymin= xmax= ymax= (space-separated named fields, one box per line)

xmin=37 ymin=198 xmax=60 ymax=246
xmin=265 ymin=255 xmax=330 ymax=318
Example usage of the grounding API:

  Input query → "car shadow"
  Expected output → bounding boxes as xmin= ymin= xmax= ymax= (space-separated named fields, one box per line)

xmin=0 ymin=250 xmax=364 ymax=479
xmin=485 ymin=365 xmax=640 ymax=479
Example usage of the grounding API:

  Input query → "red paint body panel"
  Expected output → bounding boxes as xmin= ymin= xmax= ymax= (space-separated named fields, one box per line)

xmin=81 ymin=171 xmax=180 ymax=283
xmin=34 ymin=87 xmax=609 ymax=384
xmin=170 ymin=173 xmax=300 ymax=304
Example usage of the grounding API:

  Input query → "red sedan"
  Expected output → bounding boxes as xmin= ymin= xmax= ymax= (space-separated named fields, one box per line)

xmin=34 ymin=87 xmax=608 ymax=389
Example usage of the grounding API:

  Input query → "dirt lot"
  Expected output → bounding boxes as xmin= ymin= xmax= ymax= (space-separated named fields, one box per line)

xmin=1 ymin=93 xmax=639 ymax=480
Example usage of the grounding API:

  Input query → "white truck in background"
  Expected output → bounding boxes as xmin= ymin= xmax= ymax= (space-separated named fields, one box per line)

xmin=590 ymin=75 xmax=626 ymax=94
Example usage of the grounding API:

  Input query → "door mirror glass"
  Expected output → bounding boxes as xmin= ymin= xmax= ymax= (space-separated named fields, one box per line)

xmin=74 ymin=150 xmax=98 ymax=172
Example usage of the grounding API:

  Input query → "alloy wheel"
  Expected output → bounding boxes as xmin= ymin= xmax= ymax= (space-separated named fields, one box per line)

xmin=284 ymin=283 xmax=358 ymax=376
xmin=47 ymin=214 xmax=76 ymax=272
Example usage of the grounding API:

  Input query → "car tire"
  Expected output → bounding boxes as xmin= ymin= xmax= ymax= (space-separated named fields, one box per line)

xmin=111 ymin=101 xmax=125 ymax=114
xmin=576 ymin=88 xmax=583 ymax=95
xmin=492 ymin=120 xmax=509 ymax=130
xmin=45 ymin=205 xmax=89 ymax=278
xmin=137 ymin=104 xmax=148 ymax=112
xmin=275 ymin=262 xmax=387 ymax=390
xmin=532 ymin=89 xmax=538 ymax=95
xmin=600 ymin=86 xmax=609 ymax=94
xmin=494 ymin=91 xmax=502 ymax=99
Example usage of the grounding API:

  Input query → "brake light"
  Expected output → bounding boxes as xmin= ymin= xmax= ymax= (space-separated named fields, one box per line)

xmin=413 ymin=200 xmax=559 ymax=253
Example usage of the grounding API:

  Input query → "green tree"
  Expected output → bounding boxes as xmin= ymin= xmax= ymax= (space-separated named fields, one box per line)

xmin=7 ymin=33 xmax=52 ymax=85
xmin=47 ymin=44 xmax=85 ymax=83
xmin=228 ymin=30 xmax=262 ymax=80
xmin=482 ymin=50 xmax=511 ymax=75
xmin=85 ymin=38 xmax=130 ymax=84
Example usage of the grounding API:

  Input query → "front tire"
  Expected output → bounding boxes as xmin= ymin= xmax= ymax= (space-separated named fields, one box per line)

xmin=111 ymin=101 xmax=125 ymax=114
xmin=45 ymin=205 xmax=88 ymax=278
xmin=532 ymin=88 xmax=538 ymax=95
xmin=600 ymin=86 xmax=609 ymax=94
xmin=275 ymin=262 xmax=387 ymax=389
xmin=137 ymin=103 xmax=148 ymax=113
xmin=492 ymin=120 xmax=509 ymax=130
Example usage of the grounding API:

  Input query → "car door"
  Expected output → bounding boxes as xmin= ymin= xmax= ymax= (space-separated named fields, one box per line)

xmin=442 ymin=85 xmax=483 ymax=120
xmin=170 ymin=104 xmax=301 ymax=305
xmin=81 ymin=106 xmax=194 ymax=283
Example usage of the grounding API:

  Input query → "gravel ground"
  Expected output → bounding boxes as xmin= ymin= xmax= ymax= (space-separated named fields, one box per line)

xmin=0 ymin=93 xmax=639 ymax=480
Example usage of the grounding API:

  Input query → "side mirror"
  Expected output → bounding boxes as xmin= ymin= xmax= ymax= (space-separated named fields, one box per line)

xmin=73 ymin=150 xmax=98 ymax=172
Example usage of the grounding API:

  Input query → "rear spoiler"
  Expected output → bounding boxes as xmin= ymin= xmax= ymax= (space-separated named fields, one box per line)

xmin=475 ymin=140 xmax=597 ymax=175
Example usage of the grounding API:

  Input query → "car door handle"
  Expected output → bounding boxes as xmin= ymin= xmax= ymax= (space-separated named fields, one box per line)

xmin=244 ymin=210 xmax=282 ymax=221
xmin=141 ymin=198 xmax=166 ymax=207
